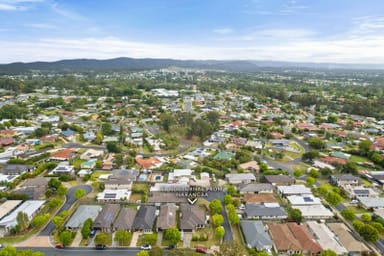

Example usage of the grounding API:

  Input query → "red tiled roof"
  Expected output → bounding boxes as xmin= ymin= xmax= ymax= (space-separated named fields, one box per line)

xmin=135 ymin=157 xmax=161 ymax=169
xmin=51 ymin=148 xmax=75 ymax=160
xmin=320 ymin=156 xmax=347 ymax=165
xmin=0 ymin=137 xmax=15 ymax=146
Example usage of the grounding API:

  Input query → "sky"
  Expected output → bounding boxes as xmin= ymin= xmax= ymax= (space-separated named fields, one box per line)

xmin=1 ymin=0 xmax=384 ymax=64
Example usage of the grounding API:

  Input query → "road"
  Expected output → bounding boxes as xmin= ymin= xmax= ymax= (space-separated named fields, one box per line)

xmin=17 ymin=247 xmax=141 ymax=256
xmin=206 ymin=191 xmax=233 ymax=241
xmin=261 ymin=136 xmax=310 ymax=174
xmin=63 ymin=143 xmax=106 ymax=150
xmin=39 ymin=185 xmax=92 ymax=236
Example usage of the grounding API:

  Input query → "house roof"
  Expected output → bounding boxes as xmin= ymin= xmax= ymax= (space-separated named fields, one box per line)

xmin=148 ymin=192 xmax=187 ymax=204
xmin=135 ymin=156 xmax=161 ymax=169
xmin=133 ymin=205 xmax=156 ymax=230
xmin=264 ymin=175 xmax=294 ymax=185
xmin=245 ymin=204 xmax=287 ymax=218
xmin=268 ymin=223 xmax=302 ymax=251
xmin=225 ymin=173 xmax=256 ymax=183
xmin=0 ymin=200 xmax=45 ymax=229
xmin=358 ymin=197 xmax=384 ymax=208
xmin=277 ymin=185 xmax=312 ymax=195
xmin=287 ymin=222 xmax=322 ymax=254
xmin=327 ymin=223 xmax=369 ymax=252
xmin=238 ymin=183 xmax=273 ymax=193
xmin=243 ymin=194 xmax=277 ymax=204
xmin=179 ymin=204 xmax=205 ymax=230
xmin=306 ymin=221 xmax=348 ymax=255
xmin=1 ymin=164 xmax=34 ymax=174
xmin=22 ymin=177 xmax=48 ymax=188
xmin=0 ymin=200 xmax=22 ymax=220
xmin=241 ymin=220 xmax=272 ymax=250
xmin=113 ymin=208 xmax=137 ymax=231
xmin=239 ymin=161 xmax=260 ymax=172
xmin=157 ymin=203 xmax=177 ymax=230
xmin=66 ymin=205 xmax=102 ymax=229
xmin=51 ymin=148 xmax=75 ymax=160
xmin=93 ymin=204 xmax=120 ymax=229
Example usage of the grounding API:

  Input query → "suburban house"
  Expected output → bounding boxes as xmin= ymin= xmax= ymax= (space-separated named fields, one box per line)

xmin=0 ymin=200 xmax=23 ymax=220
xmin=97 ymin=189 xmax=131 ymax=203
xmin=135 ymin=156 xmax=163 ymax=169
xmin=277 ymin=185 xmax=312 ymax=197
xmin=15 ymin=177 xmax=48 ymax=200
xmin=132 ymin=205 xmax=156 ymax=233
xmin=330 ymin=174 xmax=362 ymax=187
xmin=264 ymin=175 xmax=294 ymax=186
xmin=243 ymin=194 xmax=277 ymax=205
xmin=0 ymin=200 xmax=45 ymax=237
xmin=327 ymin=223 xmax=369 ymax=254
xmin=358 ymin=197 xmax=384 ymax=209
xmin=306 ymin=221 xmax=348 ymax=255
xmin=50 ymin=148 xmax=76 ymax=161
xmin=244 ymin=203 xmax=287 ymax=220
xmin=93 ymin=204 xmax=120 ymax=232
xmin=113 ymin=208 xmax=137 ymax=232
xmin=65 ymin=205 xmax=102 ymax=230
xmin=179 ymin=204 xmax=206 ymax=232
xmin=238 ymin=183 xmax=273 ymax=194
xmin=239 ymin=161 xmax=260 ymax=173
xmin=225 ymin=173 xmax=256 ymax=185
xmin=1 ymin=164 xmax=35 ymax=175
xmin=50 ymin=162 xmax=75 ymax=176
xmin=268 ymin=222 xmax=322 ymax=256
xmin=156 ymin=203 xmax=177 ymax=231
xmin=80 ymin=149 xmax=104 ymax=160
xmin=104 ymin=175 xmax=133 ymax=190
xmin=240 ymin=220 xmax=273 ymax=252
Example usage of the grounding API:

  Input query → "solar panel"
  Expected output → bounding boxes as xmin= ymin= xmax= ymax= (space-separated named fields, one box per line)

xmin=303 ymin=197 xmax=314 ymax=202
xmin=104 ymin=193 xmax=117 ymax=199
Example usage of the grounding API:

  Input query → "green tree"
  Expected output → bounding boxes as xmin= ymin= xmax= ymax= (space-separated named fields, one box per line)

xmin=164 ymin=227 xmax=181 ymax=245
xmin=93 ymin=132 xmax=103 ymax=145
xmin=206 ymin=111 xmax=220 ymax=127
xmin=59 ymin=230 xmax=73 ymax=246
xmin=352 ymin=220 xmax=364 ymax=232
xmin=325 ymin=192 xmax=342 ymax=206
xmin=141 ymin=233 xmax=157 ymax=245
xmin=214 ymin=226 xmax=225 ymax=240
xmin=308 ymin=137 xmax=326 ymax=150
xmin=228 ymin=211 xmax=240 ymax=225
xmin=57 ymin=185 xmax=67 ymax=196
xmin=302 ymin=151 xmax=319 ymax=162
xmin=209 ymin=199 xmax=223 ymax=214
xmin=359 ymin=224 xmax=379 ymax=242
xmin=341 ymin=209 xmax=355 ymax=221
xmin=361 ymin=213 xmax=372 ymax=222
xmin=216 ymin=241 xmax=248 ymax=256
xmin=94 ymin=232 xmax=108 ymax=245
xmin=319 ymin=250 xmax=337 ymax=256
xmin=48 ymin=198 xmax=62 ymax=209
xmin=107 ymin=142 xmax=121 ymax=153
xmin=52 ymin=216 xmax=64 ymax=229
xmin=31 ymin=214 xmax=50 ymax=229
xmin=74 ymin=188 xmax=86 ymax=199
xmin=223 ymin=195 xmax=233 ymax=205
xmin=16 ymin=211 xmax=29 ymax=232
xmin=359 ymin=140 xmax=372 ymax=156
xmin=48 ymin=178 xmax=61 ymax=190
xmin=211 ymin=214 xmax=224 ymax=227
xmin=306 ymin=177 xmax=315 ymax=186
xmin=114 ymin=230 xmax=132 ymax=246
xmin=227 ymin=185 xmax=237 ymax=196
xmin=101 ymin=122 xmax=114 ymax=135
xmin=136 ymin=251 xmax=149 ymax=256
xmin=288 ymin=208 xmax=303 ymax=224
xmin=81 ymin=218 xmax=93 ymax=239
xmin=293 ymin=169 xmax=303 ymax=178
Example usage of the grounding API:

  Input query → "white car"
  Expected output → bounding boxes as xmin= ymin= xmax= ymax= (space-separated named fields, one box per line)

xmin=140 ymin=244 xmax=152 ymax=250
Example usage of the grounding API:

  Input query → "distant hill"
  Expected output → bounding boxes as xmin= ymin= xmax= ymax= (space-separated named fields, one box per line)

xmin=0 ymin=57 xmax=383 ymax=74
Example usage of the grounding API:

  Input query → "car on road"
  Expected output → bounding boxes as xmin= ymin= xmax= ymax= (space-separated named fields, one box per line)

xmin=140 ymin=244 xmax=152 ymax=250
xmin=195 ymin=247 xmax=207 ymax=254
xmin=55 ymin=244 xmax=64 ymax=249
xmin=95 ymin=244 xmax=106 ymax=250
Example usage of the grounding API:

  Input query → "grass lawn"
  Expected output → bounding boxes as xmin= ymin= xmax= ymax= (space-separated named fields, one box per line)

xmin=293 ymin=162 xmax=311 ymax=172
xmin=347 ymin=206 xmax=370 ymax=214
xmin=350 ymin=155 xmax=370 ymax=163
xmin=129 ymin=193 xmax=142 ymax=203
xmin=231 ymin=224 xmax=243 ymax=244
xmin=161 ymin=237 xmax=183 ymax=247
xmin=281 ymin=151 xmax=302 ymax=161
xmin=137 ymin=233 xmax=158 ymax=246
xmin=132 ymin=182 xmax=149 ymax=192
xmin=190 ymin=228 xmax=219 ymax=248
xmin=91 ymin=171 xmax=112 ymax=181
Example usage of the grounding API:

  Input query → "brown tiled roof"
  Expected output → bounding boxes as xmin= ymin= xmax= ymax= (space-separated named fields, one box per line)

xmin=243 ymin=193 xmax=277 ymax=204
xmin=51 ymin=148 xmax=75 ymax=160
xmin=135 ymin=157 xmax=161 ymax=169
xmin=157 ymin=203 xmax=177 ymax=230
xmin=113 ymin=208 xmax=136 ymax=231
xmin=288 ymin=223 xmax=322 ymax=254
xmin=268 ymin=223 xmax=302 ymax=251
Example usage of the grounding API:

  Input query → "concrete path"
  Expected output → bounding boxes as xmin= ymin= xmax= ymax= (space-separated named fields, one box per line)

xmin=156 ymin=231 xmax=163 ymax=247
xmin=130 ymin=232 xmax=141 ymax=247
xmin=183 ymin=232 xmax=192 ymax=248
xmin=72 ymin=230 xmax=83 ymax=247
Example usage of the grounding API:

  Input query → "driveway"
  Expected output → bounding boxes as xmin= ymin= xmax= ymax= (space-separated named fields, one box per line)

xmin=183 ymin=232 xmax=192 ymax=248
xmin=206 ymin=192 xmax=233 ymax=241
xmin=39 ymin=184 xmax=92 ymax=236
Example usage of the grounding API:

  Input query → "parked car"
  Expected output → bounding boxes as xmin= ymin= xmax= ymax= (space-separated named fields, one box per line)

xmin=95 ymin=244 xmax=106 ymax=250
xmin=166 ymin=244 xmax=176 ymax=250
xmin=195 ymin=247 xmax=207 ymax=254
xmin=0 ymin=244 xmax=4 ymax=248
xmin=140 ymin=244 xmax=152 ymax=250
xmin=55 ymin=244 xmax=64 ymax=249
xmin=90 ymin=229 xmax=97 ymax=237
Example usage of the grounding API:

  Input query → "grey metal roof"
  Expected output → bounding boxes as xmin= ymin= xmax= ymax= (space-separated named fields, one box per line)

xmin=245 ymin=204 xmax=287 ymax=218
xmin=113 ymin=208 xmax=137 ymax=231
xmin=66 ymin=205 xmax=102 ymax=229
xmin=133 ymin=205 xmax=156 ymax=230
xmin=240 ymin=220 xmax=272 ymax=250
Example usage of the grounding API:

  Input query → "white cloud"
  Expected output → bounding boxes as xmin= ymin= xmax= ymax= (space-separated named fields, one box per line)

xmin=1 ymin=35 xmax=384 ymax=64
xmin=0 ymin=3 xmax=17 ymax=10
xmin=25 ymin=23 xmax=56 ymax=29
xmin=213 ymin=28 xmax=234 ymax=34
